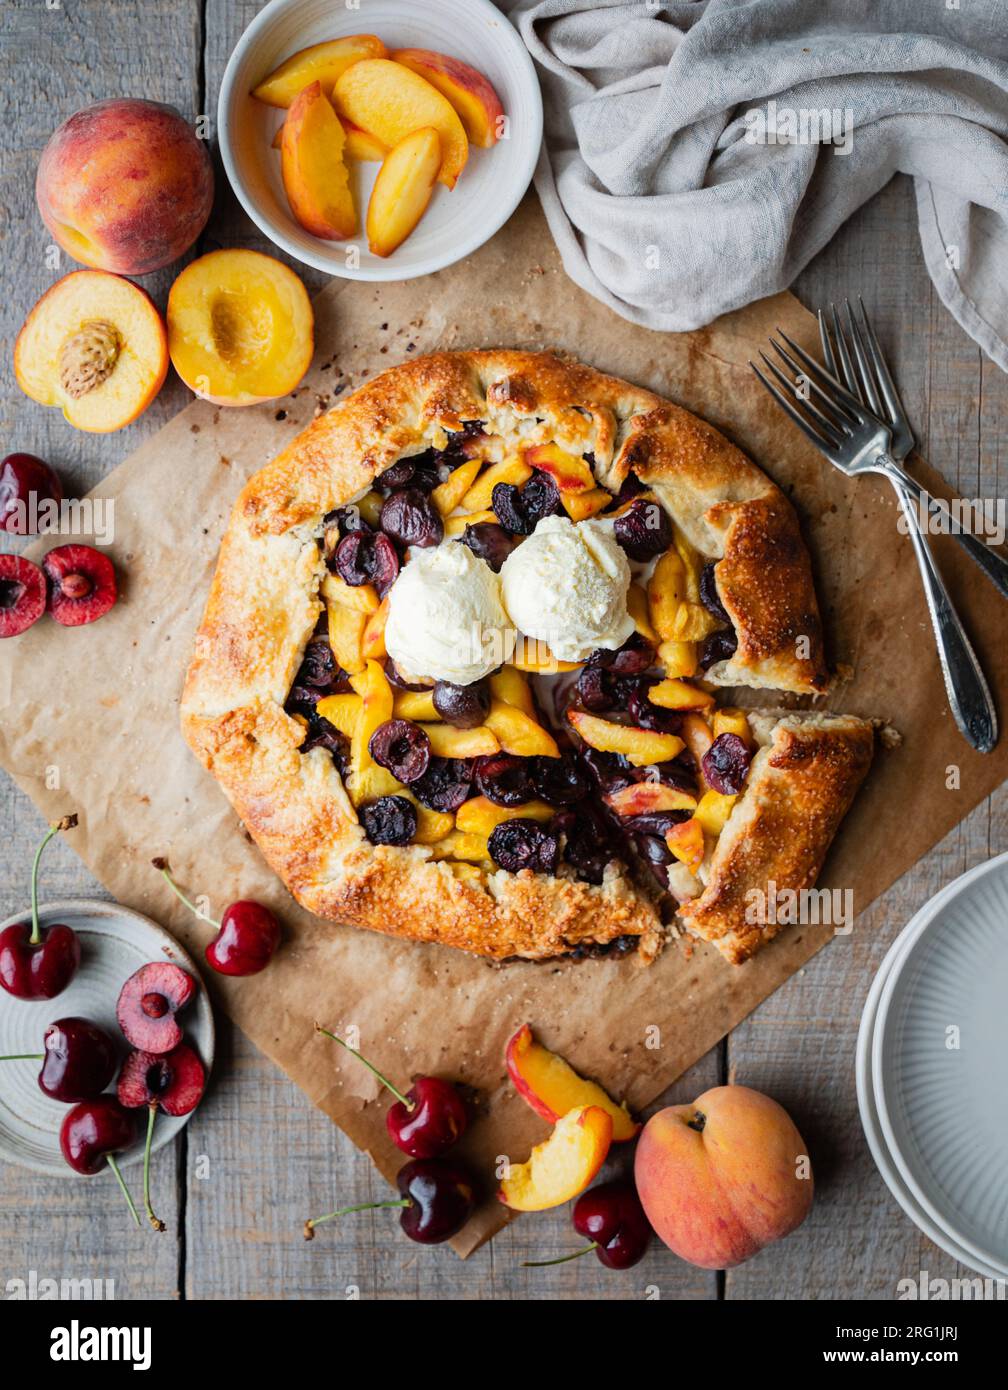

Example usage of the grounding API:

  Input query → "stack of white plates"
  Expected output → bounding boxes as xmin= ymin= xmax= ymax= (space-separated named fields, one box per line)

xmin=856 ymin=852 xmax=1008 ymax=1281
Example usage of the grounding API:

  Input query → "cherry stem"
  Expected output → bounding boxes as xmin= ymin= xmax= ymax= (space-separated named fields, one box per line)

xmin=304 ymin=1199 xmax=408 ymax=1240
xmin=523 ymin=1242 xmax=599 ymax=1268
xmin=152 ymin=859 xmax=220 ymax=930
xmin=143 ymin=1104 xmax=166 ymax=1233
xmin=30 ymin=815 xmax=77 ymax=946
xmin=314 ymin=1023 xmax=413 ymax=1110
xmin=0 ymin=1054 xmax=44 ymax=1062
xmin=106 ymin=1155 xmax=141 ymax=1230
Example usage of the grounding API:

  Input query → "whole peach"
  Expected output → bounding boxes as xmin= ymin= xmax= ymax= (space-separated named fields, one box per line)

xmin=633 ymin=1085 xmax=813 ymax=1268
xmin=36 ymin=99 xmax=213 ymax=275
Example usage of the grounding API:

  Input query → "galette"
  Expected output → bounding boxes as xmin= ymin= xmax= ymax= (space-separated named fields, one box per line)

xmin=181 ymin=350 xmax=874 ymax=965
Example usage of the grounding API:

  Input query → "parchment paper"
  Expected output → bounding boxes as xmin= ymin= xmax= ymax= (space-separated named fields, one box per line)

xmin=1 ymin=198 xmax=1005 ymax=1255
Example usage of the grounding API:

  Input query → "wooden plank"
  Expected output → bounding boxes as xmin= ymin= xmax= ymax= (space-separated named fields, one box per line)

xmin=0 ymin=0 xmax=203 ymax=1302
xmin=726 ymin=174 xmax=1008 ymax=1299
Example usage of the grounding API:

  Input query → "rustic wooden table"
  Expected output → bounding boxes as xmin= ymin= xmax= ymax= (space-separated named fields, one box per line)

xmin=2 ymin=0 xmax=1005 ymax=1301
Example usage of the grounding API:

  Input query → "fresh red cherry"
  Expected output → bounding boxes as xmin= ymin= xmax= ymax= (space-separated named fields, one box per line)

xmin=0 ymin=815 xmax=80 ymax=1000
xmin=0 ymin=452 xmax=63 ymax=533
xmin=118 ymin=1042 xmax=206 ymax=1231
xmin=11 ymin=1018 xmax=117 ymax=1102
xmin=315 ymin=1023 xmax=468 ymax=1158
xmin=60 ymin=1096 xmax=141 ymax=1228
xmin=525 ymin=1180 xmax=652 ymax=1271
xmin=304 ymin=1158 xmax=476 ymax=1245
xmin=152 ymin=858 xmax=281 ymax=976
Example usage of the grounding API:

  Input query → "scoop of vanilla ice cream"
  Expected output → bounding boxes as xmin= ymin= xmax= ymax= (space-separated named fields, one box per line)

xmin=384 ymin=541 xmax=516 ymax=685
xmin=499 ymin=515 xmax=635 ymax=663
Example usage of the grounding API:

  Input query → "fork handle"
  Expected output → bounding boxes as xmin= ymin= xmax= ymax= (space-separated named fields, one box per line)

xmin=883 ymin=461 xmax=1008 ymax=601
xmin=879 ymin=458 xmax=997 ymax=753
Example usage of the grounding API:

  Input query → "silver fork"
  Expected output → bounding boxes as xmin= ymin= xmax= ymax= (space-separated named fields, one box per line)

xmin=750 ymin=330 xmax=998 ymax=754
xmin=819 ymin=299 xmax=1008 ymax=600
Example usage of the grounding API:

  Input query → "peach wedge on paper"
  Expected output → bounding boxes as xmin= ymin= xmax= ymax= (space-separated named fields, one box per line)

xmin=497 ymin=1105 xmax=613 ymax=1211
xmin=505 ymin=1025 xmax=639 ymax=1141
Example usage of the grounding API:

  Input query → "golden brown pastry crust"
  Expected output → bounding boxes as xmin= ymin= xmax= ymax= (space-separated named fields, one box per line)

xmin=181 ymin=351 xmax=854 ymax=964
xmin=678 ymin=714 xmax=875 ymax=963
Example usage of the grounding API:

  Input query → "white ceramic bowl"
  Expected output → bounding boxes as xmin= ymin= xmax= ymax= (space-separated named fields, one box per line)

xmin=0 ymin=900 xmax=214 ymax=1177
xmin=218 ymin=0 xmax=543 ymax=281
xmin=855 ymin=879 xmax=1007 ymax=1283
xmin=870 ymin=853 xmax=1008 ymax=1276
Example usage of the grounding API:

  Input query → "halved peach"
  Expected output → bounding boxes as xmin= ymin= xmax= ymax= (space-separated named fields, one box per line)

xmin=665 ymin=817 xmax=705 ymax=874
xmin=282 ymin=82 xmax=356 ymax=239
xmin=367 ymin=127 xmax=441 ymax=258
xmin=252 ymin=35 xmax=388 ymax=107
xmin=167 ymin=249 xmax=313 ymax=407
xmin=498 ymin=1106 xmax=613 ymax=1211
xmin=14 ymin=271 xmax=168 ymax=432
xmin=455 ymin=795 xmax=554 ymax=837
xmin=604 ymin=782 xmax=697 ymax=817
xmin=460 ymin=455 xmax=531 ymax=513
xmin=334 ymin=58 xmax=468 ymax=189
xmin=505 ymin=1025 xmax=639 ymax=1141
xmin=392 ymin=48 xmax=504 ymax=148
xmin=523 ymin=442 xmax=595 ymax=493
xmin=486 ymin=700 xmax=560 ymax=758
xmin=567 ymin=710 xmax=684 ymax=766
xmin=419 ymin=722 xmax=499 ymax=759
xmin=648 ymin=677 xmax=715 ymax=711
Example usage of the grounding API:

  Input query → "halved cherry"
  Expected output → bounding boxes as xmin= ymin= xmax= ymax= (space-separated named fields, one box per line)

xmin=118 ymin=1042 xmax=206 ymax=1231
xmin=0 ymin=555 xmax=47 ymax=638
xmin=42 ymin=544 xmax=116 ymax=626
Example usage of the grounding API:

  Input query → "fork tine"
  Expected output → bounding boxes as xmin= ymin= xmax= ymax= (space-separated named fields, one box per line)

xmin=758 ymin=351 xmax=846 ymax=443
xmin=817 ymin=309 xmax=837 ymax=377
xmin=843 ymin=299 xmax=884 ymax=417
xmin=829 ymin=303 xmax=860 ymax=398
xmin=856 ymin=297 xmax=908 ymax=431
xmin=749 ymin=360 xmax=840 ymax=457
xmin=769 ymin=336 xmax=857 ymax=430
xmin=774 ymin=328 xmax=869 ymax=421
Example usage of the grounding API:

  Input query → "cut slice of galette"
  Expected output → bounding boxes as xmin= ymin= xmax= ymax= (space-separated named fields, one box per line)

xmin=181 ymin=351 xmax=874 ymax=965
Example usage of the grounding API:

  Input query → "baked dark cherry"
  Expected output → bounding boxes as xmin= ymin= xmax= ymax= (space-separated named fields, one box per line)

xmin=380 ymin=488 xmax=443 ymax=549
xmin=380 ymin=458 xmax=423 ymax=491
xmin=613 ymin=497 xmax=673 ymax=561
xmin=491 ymin=469 xmax=561 ymax=536
xmin=411 ymin=757 xmax=474 ymax=812
xmin=553 ymin=808 xmax=615 ymax=885
xmin=475 ymin=753 xmax=533 ymax=807
xmin=323 ymin=506 xmax=372 ymax=560
xmin=384 ymin=659 xmax=433 ymax=692
xmin=701 ymin=732 xmax=752 ymax=796
xmin=458 ymin=520 xmax=516 ymax=572
xmin=529 ymin=754 xmax=588 ymax=807
xmin=580 ymin=747 xmax=638 ymax=796
xmin=360 ymin=795 xmax=418 ymax=846
xmin=42 ymin=544 xmax=117 ymax=627
xmin=488 ymin=819 xmax=559 ymax=874
xmin=598 ymin=633 xmax=656 ymax=675
xmin=432 ymin=679 xmax=490 ymax=729
xmin=0 ymin=555 xmax=47 ymax=638
xmin=698 ymin=625 xmax=738 ymax=669
xmin=334 ymin=530 xmax=400 ymax=595
xmin=368 ymin=719 xmax=431 ymax=784
xmin=0 ymin=452 xmax=63 ymax=533
xmin=699 ymin=561 xmax=729 ymax=621
xmin=576 ymin=664 xmax=618 ymax=713
xmin=627 ymin=681 xmax=681 ymax=733
xmin=612 ymin=471 xmax=646 ymax=506
xmin=296 ymin=634 xmax=341 ymax=691
xmin=298 ymin=712 xmax=348 ymax=762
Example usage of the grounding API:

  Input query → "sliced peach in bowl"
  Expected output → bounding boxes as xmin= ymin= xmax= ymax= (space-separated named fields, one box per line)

xmin=392 ymin=48 xmax=504 ymax=149
xmin=498 ymin=1105 xmax=613 ymax=1211
xmin=334 ymin=58 xmax=468 ymax=189
xmin=14 ymin=270 xmax=168 ymax=433
xmin=251 ymin=35 xmax=388 ymax=107
xmin=367 ymin=127 xmax=442 ymax=259
xmin=167 ymin=249 xmax=313 ymax=407
xmin=505 ymin=1025 xmax=639 ymax=1141
xmin=282 ymin=82 xmax=356 ymax=240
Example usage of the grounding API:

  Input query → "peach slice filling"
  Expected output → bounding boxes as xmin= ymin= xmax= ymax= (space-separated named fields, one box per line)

xmin=167 ymin=249 xmax=313 ymax=406
xmin=14 ymin=270 xmax=168 ymax=433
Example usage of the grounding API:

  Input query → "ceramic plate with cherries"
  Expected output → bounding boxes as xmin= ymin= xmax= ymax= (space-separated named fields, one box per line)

xmin=0 ymin=818 xmax=214 ymax=1230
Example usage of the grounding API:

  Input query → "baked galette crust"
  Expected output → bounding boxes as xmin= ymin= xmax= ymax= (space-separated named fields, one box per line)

xmin=181 ymin=350 xmax=868 ymax=964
